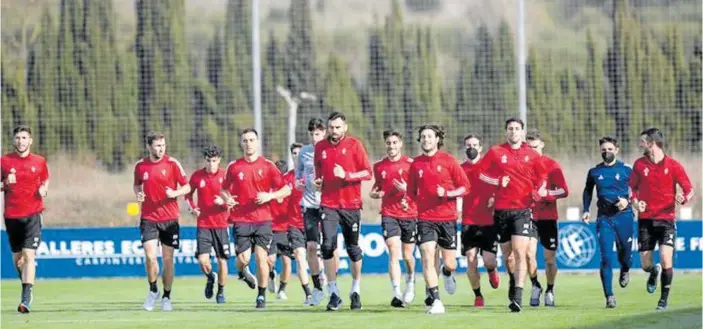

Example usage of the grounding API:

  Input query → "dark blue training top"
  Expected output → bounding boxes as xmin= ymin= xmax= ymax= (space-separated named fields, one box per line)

xmin=583 ymin=160 xmax=633 ymax=216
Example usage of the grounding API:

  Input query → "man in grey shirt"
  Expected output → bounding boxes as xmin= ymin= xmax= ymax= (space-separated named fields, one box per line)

xmin=295 ymin=117 xmax=328 ymax=306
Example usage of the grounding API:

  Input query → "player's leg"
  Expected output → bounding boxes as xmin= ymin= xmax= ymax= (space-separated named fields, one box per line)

xmin=494 ymin=211 xmax=516 ymax=301
xmin=158 ymin=220 xmax=179 ymax=311
xmin=465 ymin=244 xmax=483 ymax=307
xmin=253 ymin=223 xmax=274 ymax=308
xmin=541 ymin=220 xmax=558 ymax=306
xmin=382 ymin=216 xmax=404 ymax=306
xmin=417 ymin=221 xmax=445 ymax=314
xmin=216 ymin=257 xmax=228 ymax=303
xmin=277 ymin=235 xmax=293 ymax=300
xmin=320 ymin=208 xmax=343 ymax=310
xmin=509 ymin=210 xmax=533 ymax=312
xmin=614 ymin=212 xmax=634 ymax=289
xmin=289 ymin=226 xmax=313 ymax=303
xmin=234 ymin=223 xmax=257 ymax=289
xmin=526 ymin=231 xmax=542 ymax=307
xmin=267 ymin=233 xmax=281 ymax=294
xmin=400 ymin=219 xmax=417 ymax=304
xmin=596 ymin=217 xmax=617 ymax=308
xmin=340 ymin=209 xmax=363 ymax=310
xmin=655 ymin=221 xmax=676 ymax=310
xmin=638 ymin=220 xmax=661 ymax=294
xmin=196 ymin=228 xmax=217 ymax=300
xmin=212 ymin=228 xmax=230 ymax=303
xmin=139 ymin=219 xmax=161 ymax=311
xmin=437 ymin=222 xmax=458 ymax=296
xmin=304 ymin=208 xmax=325 ymax=304
xmin=11 ymin=216 xmax=40 ymax=313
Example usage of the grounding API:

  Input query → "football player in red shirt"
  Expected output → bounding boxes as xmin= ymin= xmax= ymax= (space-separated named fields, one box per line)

xmin=460 ymin=134 xmax=500 ymax=308
xmin=221 ymin=128 xmax=291 ymax=309
xmin=2 ymin=125 xmax=49 ymax=314
xmin=369 ymin=129 xmax=418 ymax=308
xmin=525 ymin=130 xmax=569 ymax=307
xmin=479 ymin=118 xmax=547 ymax=313
xmin=133 ymin=132 xmax=191 ymax=312
xmin=314 ymin=111 xmax=372 ymax=311
xmin=631 ymin=128 xmax=694 ymax=311
xmin=267 ymin=159 xmax=296 ymax=300
xmin=185 ymin=144 xmax=230 ymax=304
xmin=407 ymin=125 xmax=471 ymax=314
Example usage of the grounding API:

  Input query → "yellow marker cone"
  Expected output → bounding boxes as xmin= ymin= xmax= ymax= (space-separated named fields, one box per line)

xmin=126 ymin=202 xmax=140 ymax=216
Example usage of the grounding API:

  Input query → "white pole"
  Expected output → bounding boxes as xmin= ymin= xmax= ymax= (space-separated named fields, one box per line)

xmin=252 ymin=0 xmax=263 ymax=153
xmin=288 ymin=104 xmax=298 ymax=169
xmin=517 ymin=0 xmax=527 ymax=126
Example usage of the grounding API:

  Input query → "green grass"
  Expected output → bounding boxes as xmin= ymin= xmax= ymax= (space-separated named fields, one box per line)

xmin=2 ymin=273 xmax=701 ymax=329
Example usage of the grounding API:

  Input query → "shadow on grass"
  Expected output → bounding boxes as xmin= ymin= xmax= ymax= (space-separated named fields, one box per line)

xmin=568 ymin=307 xmax=702 ymax=329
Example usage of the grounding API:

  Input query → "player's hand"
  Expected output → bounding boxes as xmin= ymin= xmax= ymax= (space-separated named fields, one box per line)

xmin=635 ymin=200 xmax=647 ymax=212
xmin=400 ymin=198 xmax=409 ymax=211
xmin=333 ymin=164 xmax=346 ymax=179
xmin=256 ymin=192 xmax=273 ymax=205
xmin=295 ymin=179 xmax=305 ymax=191
xmin=190 ymin=208 xmax=201 ymax=217
xmin=437 ymin=185 xmax=446 ymax=198
xmin=501 ymin=176 xmax=510 ymax=188
xmin=676 ymin=193 xmax=686 ymax=205
xmin=136 ymin=191 xmax=146 ymax=202
xmin=487 ymin=197 xmax=495 ymax=208
xmin=393 ymin=178 xmax=407 ymax=193
xmin=225 ymin=195 xmax=238 ymax=209
xmin=214 ymin=195 xmax=225 ymax=206
xmin=369 ymin=186 xmax=385 ymax=199
xmin=313 ymin=177 xmax=323 ymax=191
xmin=165 ymin=187 xmax=177 ymax=199
xmin=7 ymin=169 xmax=16 ymax=184
xmin=38 ymin=184 xmax=48 ymax=198
xmin=616 ymin=197 xmax=629 ymax=210
xmin=582 ymin=212 xmax=590 ymax=224
xmin=538 ymin=182 xmax=547 ymax=198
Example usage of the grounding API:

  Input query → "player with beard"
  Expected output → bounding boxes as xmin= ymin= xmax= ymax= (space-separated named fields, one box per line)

xmin=630 ymin=128 xmax=694 ymax=311
xmin=2 ymin=126 xmax=50 ymax=313
xmin=314 ymin=111 xmax=372 ymax=311
xmin=221 ymin=128 xmax=291 ymax=309
xmin=407 ymin=125 xmax=470 ymax=314
xmin=369 ymin=129 xmax=418 ymax=307
xmin=133 ymin=131 xmax=192 ymax=312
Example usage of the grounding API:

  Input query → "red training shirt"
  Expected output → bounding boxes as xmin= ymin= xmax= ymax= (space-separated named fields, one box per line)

xmin=407 ymin=150 xmax=470 ymax=222
xmin=1 ymin=152 xmax=49 ymax=219
xmin=461 ymin=157 xmax=494 ymax=226
xmin=372 ymin=155 xmax=418 ymax=219
xmin=531 ymin=155 xmax=569 ymax=220
xmin=630 ymin=155 xmax=694 ymax=221
xmin=223 ymin=156 xmax=284 ymax=223
xmin=314 ymin=135 xmax=372 ymax=209
xmin=285 ymin=170 xmax=304 ymax=230
xmin=185 ymin=168 xmax=229 ymax=229
xmin=479 ymin=142 xmax=547 ymax=210
xmin=133 ymin=155 xmax=188 ymax=222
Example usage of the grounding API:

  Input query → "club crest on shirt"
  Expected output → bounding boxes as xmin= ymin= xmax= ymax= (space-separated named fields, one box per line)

xmin=322 ymin=151 xmax=327 ymax=159
xmin=161 ymin=169 xmax=166 ymax=176
xmin=436 ymin=165 xmax=442 ymax=172
xmin=143 ymin=172 xmax=149 ymax=181
xmin=399 ymin=169 xmax=403 ymax=175
xmin=219 ymin=177 xmax=223 ymax=184
xmin=258 ymin=169 xmax=263 ymax=177
xmin=643 ymin=167 xmax=649 ymax=177
xmin=418 ymin=169 xmax=424 ymax=178
xmin=501 ymin=155 xmax=508 ymax=163
xmin=199 ymin=179 xmax=206 ymax=188
xmin=31 ymin=166 xmax=36 ymax=173
xmin=615 ymin=173 xmax=620 ymax=181
xmin=524 ymin=156 xmax=529 ymax=162
xmin=238 ymin=172 xmax=245 ymax=180
xmin=664 ymin=168 xmax=669 ymax=175
xmin=342 ymin=148 xmax=347 ymax=155
xmin=381 ymin=170 xmax=387 ymax=179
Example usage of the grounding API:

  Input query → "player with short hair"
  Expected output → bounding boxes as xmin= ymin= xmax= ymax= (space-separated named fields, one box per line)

xmin=460 ymin=134 xmax=500 ymax=308
xmin=582 ymin=136 xmax=635 ymax=308
xmin=369 ymin=129 xmax=418 ymax=308
xmin=221 ymin=128 xmax=291 ymax=309
xmin=478 ymin=118 xmax=547 ymax=313
xmin=525 ymin=130 xmax=569 ymax=307
xmin=185 ymin=144 xmax=230 ymax=304
xmin=407 ymin=124 xmax=470 ymax=314
xmin=630 ymin=128 xmax=694 ymax=311
xmin=314 ymin=111 xmax=372 ymax=311
xmin=2 ymin=125 xmax=49 ymax=313
xmin=296 ymin=118 xmax=327 ymax=306
xmin=133 ymin=131 xmax=192 ymax=312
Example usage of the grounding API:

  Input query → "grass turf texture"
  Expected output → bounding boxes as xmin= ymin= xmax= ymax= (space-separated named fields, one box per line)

xmin=2 ymin=273 xmax=701 ymax=329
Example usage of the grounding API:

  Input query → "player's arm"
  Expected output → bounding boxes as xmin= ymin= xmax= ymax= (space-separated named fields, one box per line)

xmin=674 ymin=162 xmax=694 ymax=205
xmin=294 ymin=148 xmax=305 ymax=190
xmin=184 ymin=175 xmax=198 ymax=211
xmin=220 ymin=162 xmax=238 ymax=207
xmin=165 ymin=160 xmax=192 ymax=198
xmin=445 ymin=159 xmax=470 ymax=199
xmin=406 ymin=162 xmax=419 ymax=201
xmin=531 ymin=155 xmax=548 ymax=201
xmin=133 ymin=163 xmax=145 ymax=201
xmin=477 ymin=149 xmax=500 ymax=190
xmin=343 ymin=141 xmax=372 ymax=182
xmin=628 ymin=163 xmax=641 ymax=204
xmin=257 ymin=166 xmax=291 ymax=204
xmin=542 ymin=164 xmax=569 ymax=202
xmin=369 ymin=163 xmax=384 ymax=199
xmin=582 ymin=168 xmax=595 ymax=215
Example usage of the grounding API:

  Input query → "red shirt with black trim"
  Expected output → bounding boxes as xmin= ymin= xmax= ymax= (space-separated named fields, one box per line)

xmin=185 ymin=168 xmax=229 ymax=229
xmin=314 ymin=136 xmax=372 ymax=209
xmin=133 ymin=155 xmax=189 ymax=222
xmin=1 ymin=152 xmax=49 ymax=218
xmin=531 ymin=155 xmax=569 ymax=220
xmin=407 ymin=150 xmax=470 ymax=222
xmin=630 ymin=155 xmax=694 ymax=221
xmin=223 ymin=156 xmax=284 ymax=223
xmin=372 ymin=155 xmax=418 ymax=219
xmin=461 ymin=157 xmax=493 ymax=226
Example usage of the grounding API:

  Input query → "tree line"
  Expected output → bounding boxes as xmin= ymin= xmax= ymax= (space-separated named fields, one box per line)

xmin=2 ymin=0 xmax=700 ymax=171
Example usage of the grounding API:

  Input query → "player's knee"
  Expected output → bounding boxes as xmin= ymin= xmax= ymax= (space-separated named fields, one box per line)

xmin=306 ymin=242 xmax=318 ymax=253
xmin=545 ymin=254 xmax=556 ymax=266
xmin=347 ymin=245 xmax=363 ymax=262
xmin=600 ymin=256 xmax=613 ymax=269
xmin=443 ymin=261 xmax=456 ymax=272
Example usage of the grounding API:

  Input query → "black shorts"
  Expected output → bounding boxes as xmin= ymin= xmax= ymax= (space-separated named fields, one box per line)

xmin=269 ymin=231 xmax=292 ymax=258
xmin=303 ymin=208 xmax=323 ymax=243
xmin=534 ymin=220 xmax=558 ymax=251
xmin=417 ymin=221 xmax=457 ymax=250
xmin=493 ymin=209 xmax=534 ymax=243
xmin=461 ymin=224 xmax=498 ymax=255
xmin=321 ymin=208 xmax=361 ymax=252
xmin=140 ymin=219 xmax=180 ymax=248
xmin=233 ymin=222 xmax=274 ymax=255
xmin=4 ymin=214 xmax=42 ymax=253
xmin=288 ymin=226 xmax=306 ymax=251
xmin=381 ymin=216 xmax=417 ymax=244
xmin=196 ymin=227 xmax=231 ymax=259
xmin=638 ymin=219 xmax=676 ymax=251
